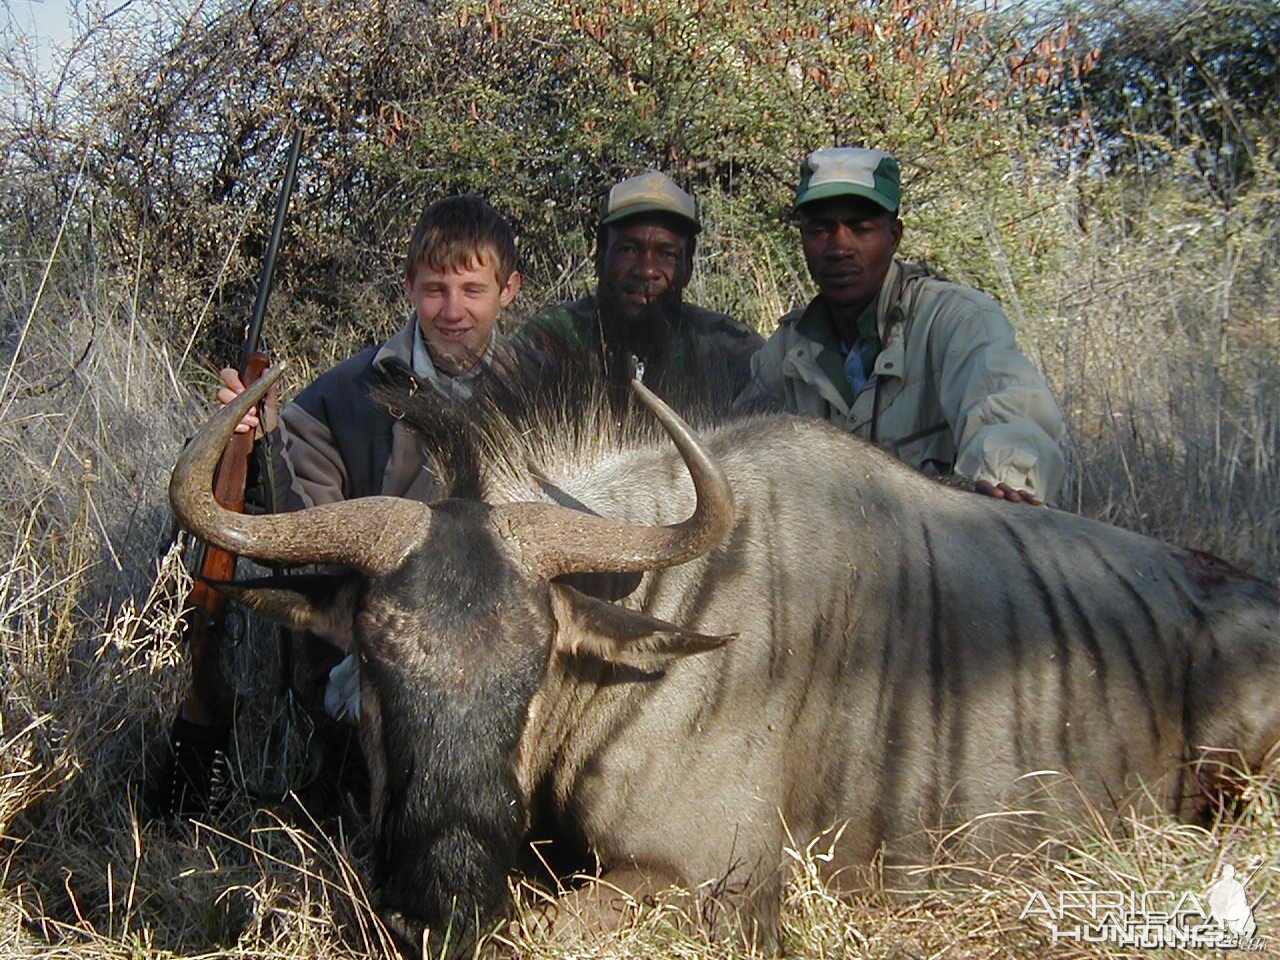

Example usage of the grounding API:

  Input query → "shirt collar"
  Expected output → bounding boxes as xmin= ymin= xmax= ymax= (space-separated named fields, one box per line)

xmin=794 ymin=295 xmax=882 ymax=407
xmin=411 ymin=317 xmax=494 ymax=400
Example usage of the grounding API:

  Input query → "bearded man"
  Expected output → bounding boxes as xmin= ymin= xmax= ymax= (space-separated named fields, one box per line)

xmin=517 ymin=171 xmax=761 ymax=415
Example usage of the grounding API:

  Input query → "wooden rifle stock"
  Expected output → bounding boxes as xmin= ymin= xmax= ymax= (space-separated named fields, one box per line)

xmin=179 ymin=350 xmax=271 ymax=728
xmin=157 ymin=126 xmax=301 ymax=817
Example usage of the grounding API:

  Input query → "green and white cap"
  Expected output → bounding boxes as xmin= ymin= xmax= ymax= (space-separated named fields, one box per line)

xmin=794 ymin=147 xmax=901 ymax=213
xmin=600 ymin=171 xmax=700 ymax=234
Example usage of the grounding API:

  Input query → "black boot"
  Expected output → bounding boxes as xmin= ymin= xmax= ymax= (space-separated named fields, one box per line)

xmin=149 ymin=716 xmax=230 ymax=819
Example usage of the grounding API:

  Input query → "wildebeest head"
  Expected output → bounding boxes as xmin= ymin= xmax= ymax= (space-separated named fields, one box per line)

xmin=169 ymin=366 xmax=736 ymax=952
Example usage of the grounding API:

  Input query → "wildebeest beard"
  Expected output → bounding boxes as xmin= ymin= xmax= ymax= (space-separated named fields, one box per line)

xmin=363 ymin=505 xmax=547 ymax=950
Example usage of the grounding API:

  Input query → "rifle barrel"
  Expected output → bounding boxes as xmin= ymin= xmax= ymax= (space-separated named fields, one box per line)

xmin=241 ymin=125 xmax=304 ymax=372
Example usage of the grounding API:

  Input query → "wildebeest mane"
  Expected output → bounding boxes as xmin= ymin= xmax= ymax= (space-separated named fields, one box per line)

xmin=370 ymin=326 xmax=741 ymax=502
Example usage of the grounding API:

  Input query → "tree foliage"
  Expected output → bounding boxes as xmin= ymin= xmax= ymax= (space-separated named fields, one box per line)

xmin=4 ymin=0 xmax=1090 ymax=362
xmin=1064 ymin=0 xmax=1280 ymax=206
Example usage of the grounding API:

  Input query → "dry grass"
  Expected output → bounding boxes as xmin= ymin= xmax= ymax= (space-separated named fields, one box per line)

xmin=1013 ymin=170 xmax=1280 ymax=579
xmin=2 ymin=235 xmax=1278 ymax=958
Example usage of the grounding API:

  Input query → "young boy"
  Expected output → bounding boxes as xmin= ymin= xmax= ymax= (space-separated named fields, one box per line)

xmin=218 ymin=193 xmax=522 ymax=507
xmin=164 ymin=196 xmax=521 ymax=816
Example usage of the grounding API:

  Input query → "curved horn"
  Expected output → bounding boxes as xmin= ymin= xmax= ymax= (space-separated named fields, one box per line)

xmin=169 ymin=366 xmax=428 ymax=575
xmin=496 ymin=380 xmax=735 ymax=579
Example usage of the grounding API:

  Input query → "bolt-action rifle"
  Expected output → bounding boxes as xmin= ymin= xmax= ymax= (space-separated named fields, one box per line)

xmin=156 ymin=127 xmax=304 ymax=817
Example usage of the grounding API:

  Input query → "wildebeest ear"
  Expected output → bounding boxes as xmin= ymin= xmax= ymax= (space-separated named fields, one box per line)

xmin=548 ymin=582 xmax=735 ymax=669
xmin=209 ymin=574 xmax=359 ymax=651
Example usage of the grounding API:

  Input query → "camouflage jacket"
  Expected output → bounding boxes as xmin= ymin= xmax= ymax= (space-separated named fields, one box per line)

xmin=734 ymin=260 xmax=1067 ymax=503
xmin=515 ymin=295 xmax=762 ymax=418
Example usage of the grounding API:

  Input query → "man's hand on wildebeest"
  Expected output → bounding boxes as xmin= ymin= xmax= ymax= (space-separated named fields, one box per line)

xmin=974 ymin=479 xmax=1043 ymax=506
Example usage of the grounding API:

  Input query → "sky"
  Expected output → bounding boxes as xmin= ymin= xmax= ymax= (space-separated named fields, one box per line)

xmin=5 ymin=0 xmax=198 ymax=87
xmin=8 ymin=0 xmax=74 ymax=40
xmin=5 ymin=0 xmax=77 ymax=80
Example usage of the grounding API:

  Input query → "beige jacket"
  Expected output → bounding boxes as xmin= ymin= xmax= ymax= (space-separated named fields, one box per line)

xmin=735 ymin=261 xmax=1066 ymax=502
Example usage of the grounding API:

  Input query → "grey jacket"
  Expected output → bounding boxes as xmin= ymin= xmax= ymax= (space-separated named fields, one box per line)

xmin=259 ymin=315 xmax=485 ymax=509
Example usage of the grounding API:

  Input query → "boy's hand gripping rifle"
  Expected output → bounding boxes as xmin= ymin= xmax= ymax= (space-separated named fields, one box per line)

xmin=157 ymin=127 xmax=303 ymax=818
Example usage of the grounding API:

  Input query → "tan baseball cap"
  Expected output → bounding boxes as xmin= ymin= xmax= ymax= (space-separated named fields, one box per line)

xmin=600 ymin=171 xmax=700 ymax=234
xmin=794 ymin=147 xmax=901 ymax=213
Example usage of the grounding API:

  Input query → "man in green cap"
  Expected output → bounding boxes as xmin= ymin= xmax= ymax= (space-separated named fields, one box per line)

xmin=517 ymin=170 xmax=762 ymax=415
xmin=736 ymin=147 xmax=1066 ymax=504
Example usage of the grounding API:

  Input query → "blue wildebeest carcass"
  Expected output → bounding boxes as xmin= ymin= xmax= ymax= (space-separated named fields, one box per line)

xmin=169 ymin=356 xmax=1280 ymax=954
